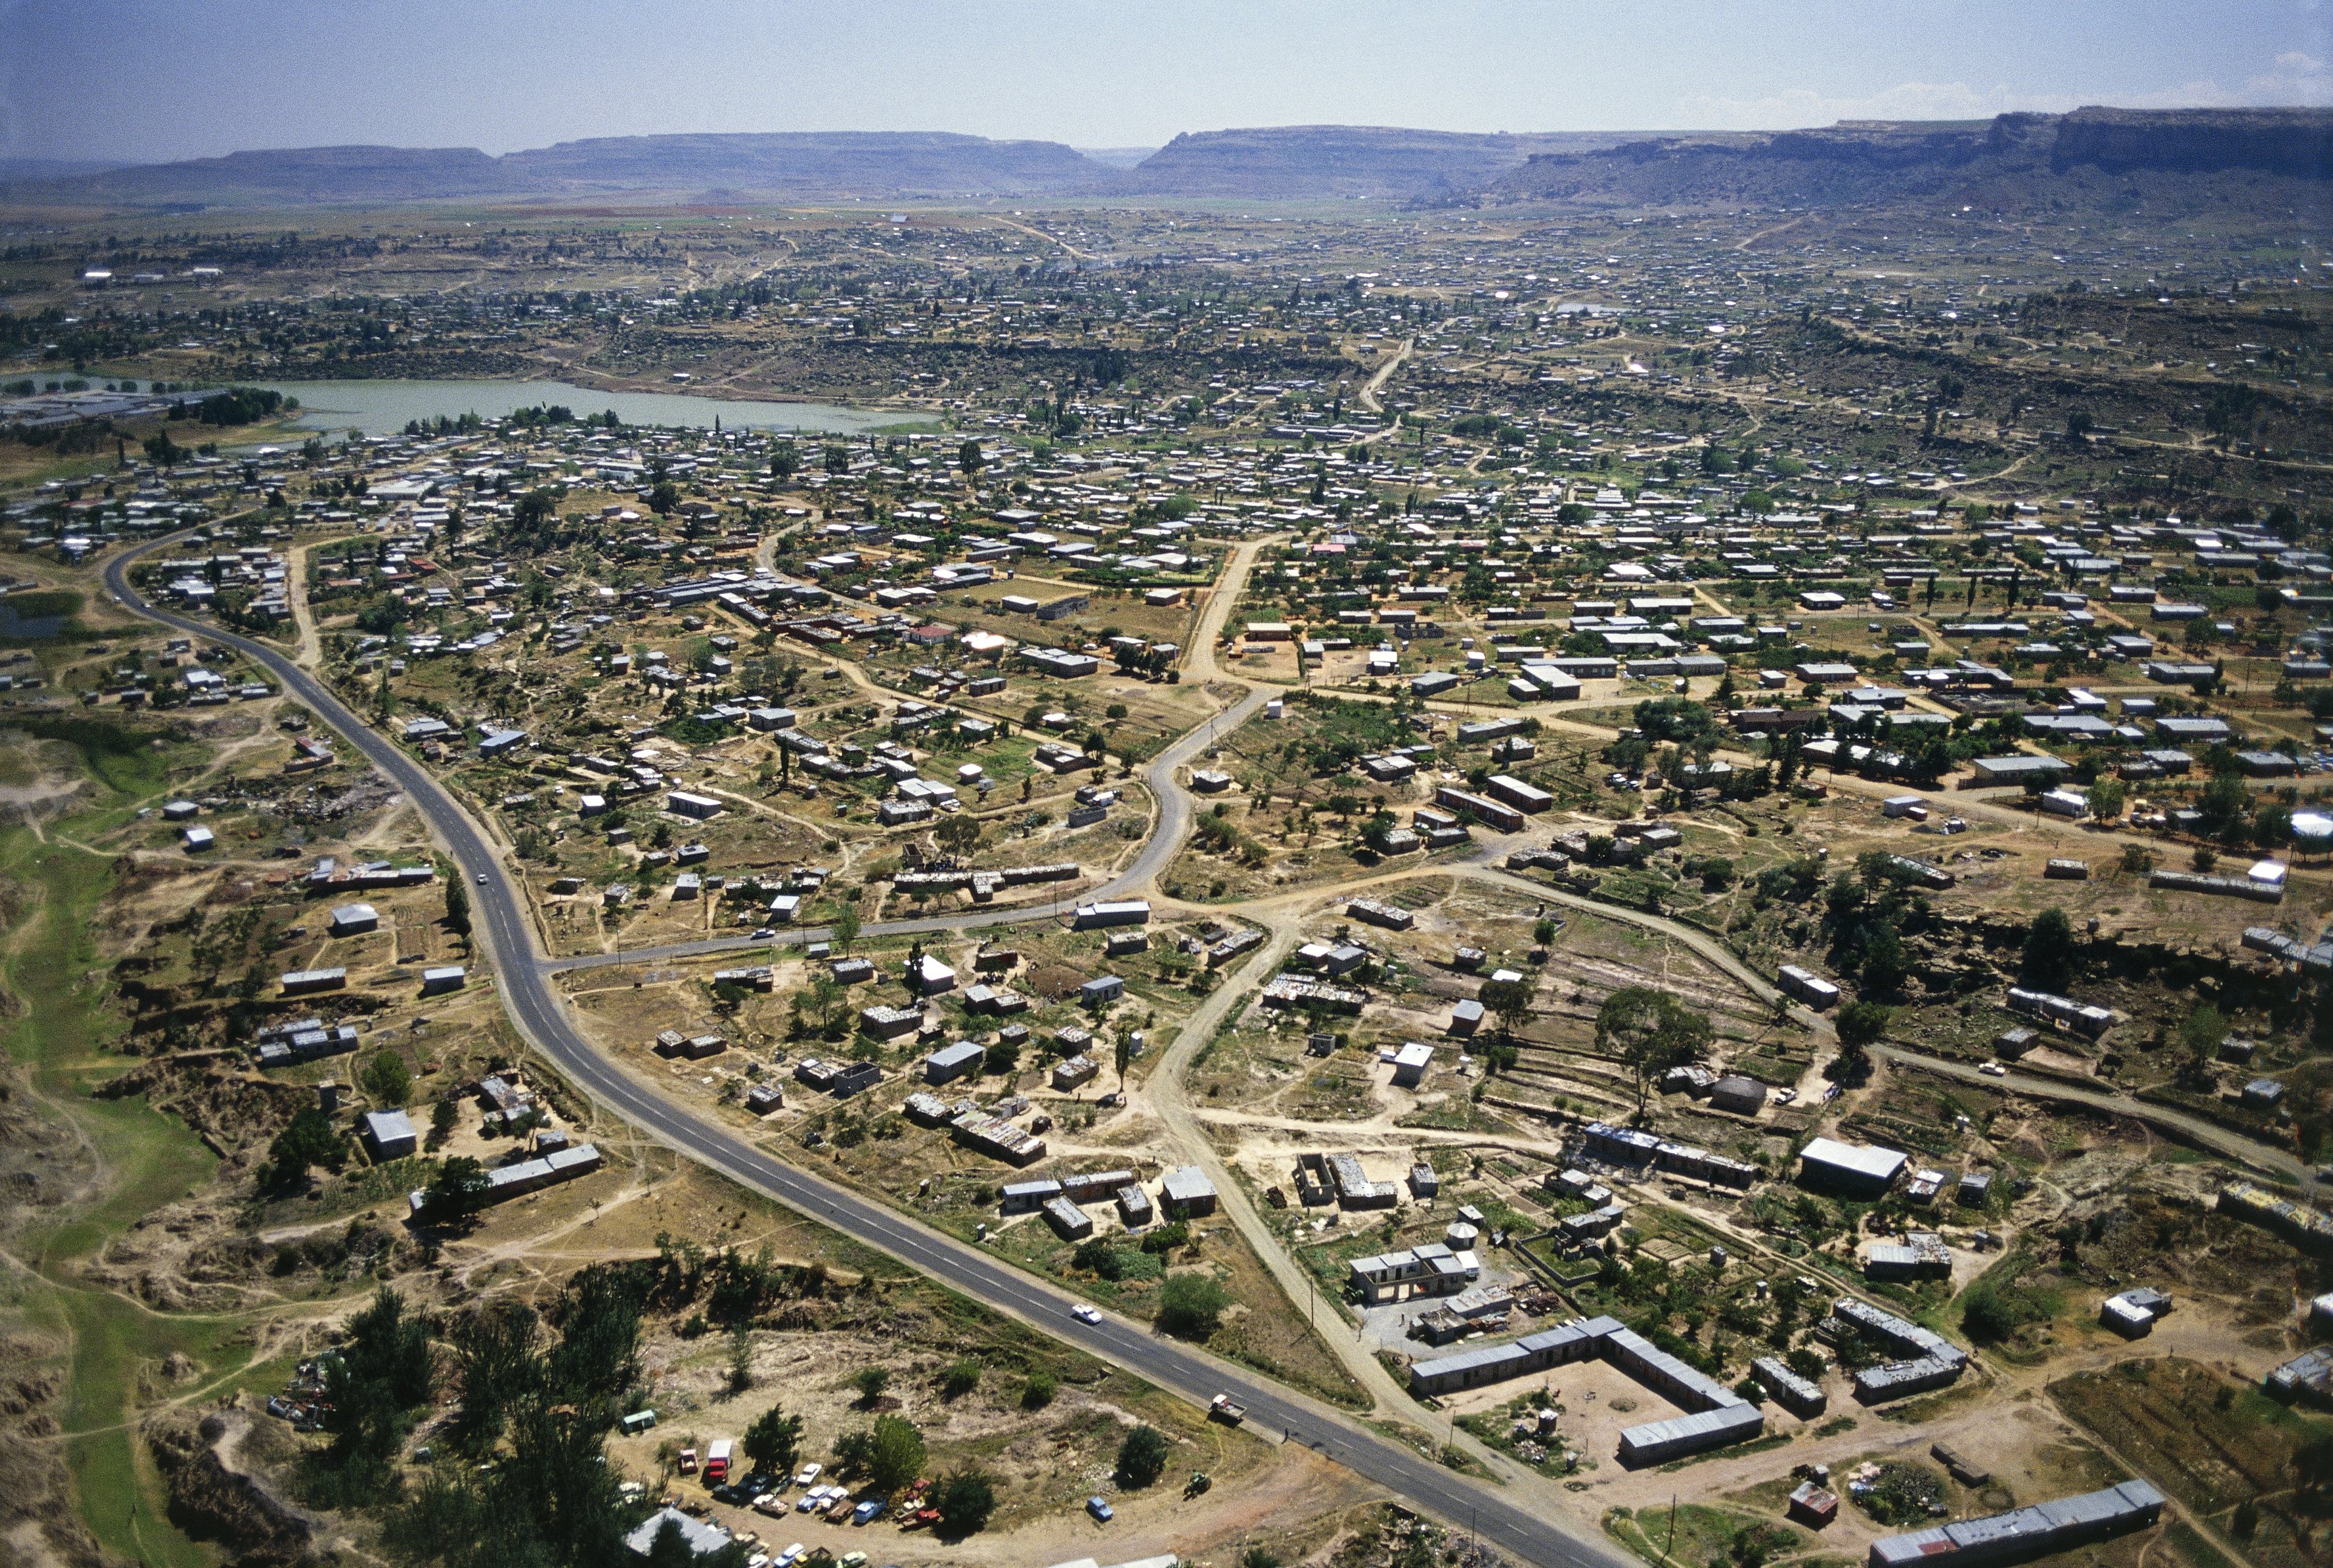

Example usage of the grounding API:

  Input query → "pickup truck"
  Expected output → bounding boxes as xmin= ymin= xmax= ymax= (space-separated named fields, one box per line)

xmin=1208 ymin=1394 xmax=1247 ymax=1425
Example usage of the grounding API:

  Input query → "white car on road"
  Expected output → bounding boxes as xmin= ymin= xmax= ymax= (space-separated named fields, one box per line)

xmin=1071 ymin=1303 xmax=1103 ymax=1325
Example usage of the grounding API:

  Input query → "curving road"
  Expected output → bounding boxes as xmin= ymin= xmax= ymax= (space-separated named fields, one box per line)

xmin=101 ymin=536 xmax=1628 ymax=1568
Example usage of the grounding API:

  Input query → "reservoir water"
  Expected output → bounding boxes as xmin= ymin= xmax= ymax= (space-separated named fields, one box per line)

xmin=258 ymin=378 xmax=917 ymax=438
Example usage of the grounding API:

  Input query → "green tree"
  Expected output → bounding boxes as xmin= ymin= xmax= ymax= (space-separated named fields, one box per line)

xmin=935 ymin=812 xmax=983 ymax=856
xmin=1835 ymin=1001 xmax=1893 ymax=1050
xmin=2296 ymin=1425 xmax=2333 ymax=1496
xmin=1595 ymin=987 xmax=1712 ymax=1117
xmin=742 ymin=1403 xmax=806 ymax=1474
xmin=769 ymin=439 xmax=800 ymax=479
xmin=2021 ymin=907 xmax=2077 ymax=989
xmin=448 ymin=1302 xmax=542 ymax=1453
xmin=361 ymin=1049 xmax=411 ymax=1106
xmin=1859 ymin=922 xmax=1910 ymax=996
xmin=417 ymin=1155 xmax=492 ymax=1225
xmin=852 ymin=1366 xmax=891 ymax=1406
xmin=2199 ymin=773 xmax=2249 ymax=839
xmin=727 ymin=1324 xmax=755 ymax=1392
xmin=2179 ymin=1004 xmax=2229 ymax=1072
xmin=648 ymin=479 xmax=681 ymax=515
xmin=428 ymin=1095 xmax=459 ymax=1151
xmin=835 ymin=1413 xmax=925 ymax=1492
xmin=958 ymin=439 xmax=984 ymax=478
xmin=1478 ymin=976 xmax=1535 ymax=1042
xmin=1156 ymin=1272 xmax=1230 ymax=1339
xmin=1958 ymin=1279 xmax=2031 ymax=1343
xmin=1115 ymin=1423 xmax=1171 ymax=1488
xmin=933 ymin=1465 xmax=998 ymax=1538
xmin=829 ymin=902 xmax=861 ymax=951
xmin=1021 ymin=1371 xmax=1058 ymax=1409
xmin=445 ymin=876 xmax=472 ymax=938
xmin=338 ymin=1285 xmax=437 ymax=1411
xmin=262 ymin=1108 xmax=345 ymax=1190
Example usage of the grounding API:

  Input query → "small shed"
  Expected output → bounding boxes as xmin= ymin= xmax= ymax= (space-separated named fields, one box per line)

xmin=923 ymin=1041 xmax=985 ymax=1086
xmin=1787 ymin=1481 xmax=1838 ymax=1528
xmin=1116 ymin=1184 xmax=1155 ymax=1227
xmin=329 ymin=902 xmax=380 ymax=936
xmin=1160 ymin=1165 xmax=1218 ymax=1217
xmin=363 ymin=1109 xmax=418 ymax=1161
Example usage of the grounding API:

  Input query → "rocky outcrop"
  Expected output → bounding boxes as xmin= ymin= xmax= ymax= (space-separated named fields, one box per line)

xmin=0 ymin=1332 xmax=125 ymax=1568
xmin=143 ymin=1407 xmax=318 ymax=1568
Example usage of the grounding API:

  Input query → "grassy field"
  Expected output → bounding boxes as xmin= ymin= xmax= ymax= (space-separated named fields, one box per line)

xmin=1 ymin=714 xmax=227 ymax=1567
xmin=2052 ymin=1356 xmax=2331 ymax=1568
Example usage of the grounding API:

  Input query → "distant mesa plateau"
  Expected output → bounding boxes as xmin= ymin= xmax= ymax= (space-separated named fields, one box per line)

xmin=4 ymin=108 xmax=2327 ymax=211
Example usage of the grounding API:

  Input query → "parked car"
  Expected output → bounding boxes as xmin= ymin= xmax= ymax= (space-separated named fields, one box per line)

xmin=792 ymin=1464 xmax=822 ymax=1487
xmin=753 ymin=1494 xmax=792 ymax=1518
xmin=775 ymin=1544 xmax=805 ymax=1567
xmin=1086 ymin=1496 xmax=1114 ymax=1523
xmin=851 ymin=1500 xmax=885 ymax=1526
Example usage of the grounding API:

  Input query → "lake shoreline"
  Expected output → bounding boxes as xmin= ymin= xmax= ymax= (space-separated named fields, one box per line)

xmin=252 ymin=377 xmax=936 ymax=438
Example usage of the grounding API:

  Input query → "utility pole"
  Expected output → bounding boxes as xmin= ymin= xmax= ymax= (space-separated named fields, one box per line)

xmin=1667 ymin=1493 xmax=1679 ymax=1560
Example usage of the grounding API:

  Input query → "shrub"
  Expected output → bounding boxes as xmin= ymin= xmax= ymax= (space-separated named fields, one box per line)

xmin=932 ymin=1467 xmax=998 ymax=1538
xmin=1139 ymin=1222 xmax=1191 ymax=1255
xmin=1019 ymin=1370 xmax=1057 ymax=1409
xmin=1115 ymin=1423 xmax=1171 ymax=1488
xmin=834 ymin=1413 xmax=925 ymax=1491
xmin=939 ymin=1359 xmax=981 ymax=1399
xmin=1156 ymin=1272 xmax=1231 ymax=1339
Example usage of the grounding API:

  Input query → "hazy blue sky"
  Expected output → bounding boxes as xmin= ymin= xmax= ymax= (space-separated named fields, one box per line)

xmin=4 ymin=0 xmax=2328 ymax=163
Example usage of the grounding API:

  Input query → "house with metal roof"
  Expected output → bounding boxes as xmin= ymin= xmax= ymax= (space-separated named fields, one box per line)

xmin=1797 ymin=1137 xmax=1908 ymax=1196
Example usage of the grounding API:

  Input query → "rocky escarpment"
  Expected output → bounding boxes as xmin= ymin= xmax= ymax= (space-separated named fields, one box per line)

xmin=1115 ymin=126 xmax=1637 ymax=199
xmin=143 ymin=1406 xmax=318 ymax=1568
xmin=2050 ymin=106 xmax=2333 ymax=178
xmin=1492 ymin=107 xmax=2333 ymax=208
xmin=0 ymin=1333 xmax=123 ymax=1568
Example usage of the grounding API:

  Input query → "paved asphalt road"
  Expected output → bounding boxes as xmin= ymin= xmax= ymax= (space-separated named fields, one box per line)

xmin=102 ymin=537 xmax=1629 ymax=1568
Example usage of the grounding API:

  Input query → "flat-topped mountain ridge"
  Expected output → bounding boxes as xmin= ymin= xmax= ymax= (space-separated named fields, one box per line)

xmin=5 ymin=109 xmax=2324 ymax=211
